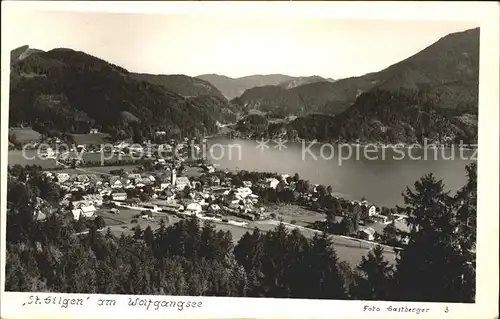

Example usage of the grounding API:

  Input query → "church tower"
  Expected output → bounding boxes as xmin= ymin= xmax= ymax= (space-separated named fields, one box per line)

xmin=171 ymin=168 xmax=176 ymax=186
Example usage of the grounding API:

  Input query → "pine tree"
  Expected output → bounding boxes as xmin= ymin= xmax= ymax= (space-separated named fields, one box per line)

xmin=302 ymin=232 xmax=347 ymax=299
xmin=353 ymin=245 xmax=393 ymax=300
xmin=393 ymin=171 xmax=475 ymax=302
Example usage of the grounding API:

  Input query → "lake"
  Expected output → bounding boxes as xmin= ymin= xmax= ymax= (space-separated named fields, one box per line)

xmin=204 ymin=138 xmax=475 ymax=207
xmin=8 ymin=139 xmax=475 ymax=207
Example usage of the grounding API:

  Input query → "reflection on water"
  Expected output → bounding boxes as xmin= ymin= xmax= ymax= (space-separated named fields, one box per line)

xmin=206 ymin=138 xmax=475 ymax=207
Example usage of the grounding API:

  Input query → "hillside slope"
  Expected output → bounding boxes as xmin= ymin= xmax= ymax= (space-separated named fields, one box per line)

xmin=9 ymin=47 xmax=231 ymax=140
xmin=197 ymin=74 xmax=296 ymax=100
xmin=131 ymin=73 xmax=226 ymax=99
xmin=197 ymin=74 xmax=334 ymax=100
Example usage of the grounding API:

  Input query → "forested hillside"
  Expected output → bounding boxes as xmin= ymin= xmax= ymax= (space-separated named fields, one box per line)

xmin=9 ymin=48 xmax=231 ymax=140
xmin=232 ymin=27 xmax=479 ymax=135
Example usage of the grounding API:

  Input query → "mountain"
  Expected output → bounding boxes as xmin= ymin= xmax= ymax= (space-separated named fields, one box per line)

xmin=196 ymin=74 xmax=294 ymax=99
xmin=10 ymin=45 xmax=44 ymax=65
xmin=235 ymin=27 xmax=479 ymax=118
xmin=278 ymin=76 xmax=335 ymax=89
xmin=9 ymin=47 xmax=234 ymax=140
xmin=234 ymin=78 xmax=356 ymax=117
xmin=234 ymin=88 xmax=477 ymax=145
xmin=197 ymin=74 xmax=335 ymax=100
xmin=233 ymin=28 xmax=479 ymax=144
xmin=287 ymin=89 xmax=478 ymax=144
xmin=130 ymin=73 xmax=226 ymax=100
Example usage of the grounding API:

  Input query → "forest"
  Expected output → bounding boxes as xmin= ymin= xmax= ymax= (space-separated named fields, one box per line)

xmin=235 ymin=88 xmax=478 ymax=145
xmin=5 ymin=163 xmax=476 ymax=302
xmin=9 ymin=49 xmax=233 ymax=141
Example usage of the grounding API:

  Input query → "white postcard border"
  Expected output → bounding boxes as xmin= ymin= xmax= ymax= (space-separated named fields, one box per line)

xmin=1 ymin=1 xmax=498 ymax=319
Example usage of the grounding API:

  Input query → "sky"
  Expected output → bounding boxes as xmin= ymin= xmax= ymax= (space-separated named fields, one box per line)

xmin=4 ymin=8 xmax=479 ymax=79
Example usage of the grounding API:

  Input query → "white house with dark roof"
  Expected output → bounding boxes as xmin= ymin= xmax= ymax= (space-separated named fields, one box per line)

xmin=112 ymin=192 xmax=127 ymax=201
xmin=56 ymin=173 xmax=70 ymax=183
xmin=175 ymin=176 xmax=191 ymax=190
xmin=80 ymin=205 xmax=96 ymax=218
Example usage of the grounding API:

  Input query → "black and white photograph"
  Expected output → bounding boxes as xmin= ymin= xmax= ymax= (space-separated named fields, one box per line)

xmin=1 ymin=2 xmax=498 ymax=318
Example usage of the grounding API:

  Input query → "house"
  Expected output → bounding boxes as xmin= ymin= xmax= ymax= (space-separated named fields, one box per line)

xmin=83 ymin=194 xmax=103 ymax=206
xmin=161 ymin=189 xmax=176 ymax=201
xmin=36 ymin=211 xmax=47 ymax=221
xmin=43 ymin=171 xmax=53 ymax=178
xmin=266 ymin=178 xmax=280 ymax=189
xmin=210 ymin=176 xmax=221 ymax=186
xmin=100 ymin=189 xmax=112 ymax=196
xmin=372 ymin=214 xmax=389 ymax=224
xmin=76 ymin=174 xmax=90 ymax=184
xmin=235 ymin=187 xmax=252 ymax=199
xmin=112 ymin=192 xmax=127 ymax=201
xmin=202 ymin=165 xmax=216 ymax=173
xmin=242 ymin=181 xmax=253 ymax=188
xmin=72 ymin=201 xmax=86 ymax=209
xmin=209 ymin=204 xmax=221 ymax=212
xmin=72 ymin=209 xmax=82 ymax=220
xmin=80 ymin=205 xmax=96 ymax=218
xmin=128 ymin=173 xmax=142 ymax=180
xmin=109 ymin=176 xmax=122 ymax=187
xmin=89 ymin=128 xmax=99 ymax=134
xmin=175 ymin=176 xmax=191 ymax=190
xmin=186 ymin=203 xmax=202 ymax=215
xmin=129 ymin=144 xmax=144 ymax=153
xmin=56 ymin=173 xmax=71 ymax=183
xmin=368 ymin=205 xmax=377 ymax=216
xmin=358 ymin=227 xmax=376 ymax=241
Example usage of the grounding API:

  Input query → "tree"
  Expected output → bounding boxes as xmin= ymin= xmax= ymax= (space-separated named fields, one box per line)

xmin=326 ymin=185 xmax=333 ymax=194
xmin=293 ymin=173 xmax=300 ymax=183
xmin=143 ymin=226 xmax=154 ymax=247
xmin=94 ymin=216 xmax=106 ymax=230
xmin=133 ymin=225 xmax=142 ymax=240
xmin=182 ymin=185 xmax=192 ymax=199
xmin=339 ymin=215 xmax=356 ymax=235
xmin=382 ymin=221 xmax=399 ymax=247
xmin=393 ymin=171 xmax=475 ymax=302
xmin=352 ymin=245 xmax=393 ymax=300
xmin=316 ymin=185 xmax=328 ymax=198
xmin=302 ymin=233 xmax=347 ymax=299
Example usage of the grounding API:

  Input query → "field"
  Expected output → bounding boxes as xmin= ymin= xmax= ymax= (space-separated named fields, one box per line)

xmin=258 ymin=204 xmax=398 ymax=265
xmin=182 ymin=166 xmax=205 ymax=178
xmin=270 ymin=204 xmax=326 ymax=227
xmin=71 ymin=133 xmax=110 ymax=146
xmin=96 ymin=202 xmax=396 ymax=266
xmin=8 ymin=149 xmax=141 ymax=173
xmin=8 ymin=151 xmax=58 ymax=169
xmin=54 ymin=165 xmax=140 ymax=175
xmin=9 ymin=127 xmax=42 ymax=144
xmin=253 ymin=219 xmax=398 ymax=265
xmin=99 ymin=207 xmax=182 ymax=237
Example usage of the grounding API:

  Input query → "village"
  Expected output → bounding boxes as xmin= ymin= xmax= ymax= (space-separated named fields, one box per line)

xmin=31 ymin=136 xmax=409 ymax=256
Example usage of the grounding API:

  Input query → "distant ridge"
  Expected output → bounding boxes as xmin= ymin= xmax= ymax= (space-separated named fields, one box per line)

xmin=233 ymin=27 xmax=479 ymax=116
